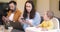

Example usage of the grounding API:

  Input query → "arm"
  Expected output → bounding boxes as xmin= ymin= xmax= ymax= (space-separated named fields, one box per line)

xmin=24 ymin=12 xmax=41 ymax=27
xmin=37 ymin=21 xmax=44 ymax=28
xmin=31 ymin=12 xmax=41 ymax=26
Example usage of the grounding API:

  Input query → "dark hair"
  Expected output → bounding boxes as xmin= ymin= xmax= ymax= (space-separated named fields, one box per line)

xmin=23 ymin=1 xmax=36 ymax=19
xmin=8 ymin=1 xmax=17 ymax=5
xmin=46 ymin=11 xmax=54 ymax=19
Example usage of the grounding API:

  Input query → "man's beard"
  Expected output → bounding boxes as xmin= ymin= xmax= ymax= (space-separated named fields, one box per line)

xmin=10 ymin=8 xmax=16 ymax=13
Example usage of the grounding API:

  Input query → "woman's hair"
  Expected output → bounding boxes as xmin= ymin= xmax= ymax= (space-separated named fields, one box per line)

xmin=23 ymin=1 xmax=36 ymax=19
xmin=46 ymin=11 xmax=54 ymax=19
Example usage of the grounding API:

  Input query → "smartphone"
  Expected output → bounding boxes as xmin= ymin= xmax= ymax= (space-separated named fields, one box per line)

xmin=21 ymin=18 xmax=25 ymax=20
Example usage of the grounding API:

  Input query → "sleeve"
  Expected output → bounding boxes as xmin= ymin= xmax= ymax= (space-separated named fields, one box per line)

xmin=38 ymin=21 xmax=44 ymax=27
xmin=32 ymin=12 xmax=41 ymax=26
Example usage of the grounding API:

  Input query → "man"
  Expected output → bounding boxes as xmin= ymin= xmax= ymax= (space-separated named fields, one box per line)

xmin=2 ymin=1 xmax=22 ymax=23
xmin=2 ymin=1 xmax=24 ymax=32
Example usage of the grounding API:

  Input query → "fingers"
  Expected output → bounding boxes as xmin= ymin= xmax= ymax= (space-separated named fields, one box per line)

xmin=2 ymin=16 xmax=5 ymax=21
xmin=2 ymin=16 xmax=7 ymax=22
xmin=2 ymin=16 xmax=9 ymax=22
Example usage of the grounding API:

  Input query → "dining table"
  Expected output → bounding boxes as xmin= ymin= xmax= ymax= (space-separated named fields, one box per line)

xmin=0 ymin=25 xmax=23 ymax=32
xmin=25 ymin=27 xmax=60 ymax=32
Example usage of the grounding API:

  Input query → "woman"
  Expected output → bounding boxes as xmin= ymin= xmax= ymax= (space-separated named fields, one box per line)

xmin=19 ymin=1 xmax=41 ymax=30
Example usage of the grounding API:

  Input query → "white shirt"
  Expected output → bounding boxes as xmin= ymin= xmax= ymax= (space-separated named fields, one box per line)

xmin=9 ymin=13 xmax=14 ymax=21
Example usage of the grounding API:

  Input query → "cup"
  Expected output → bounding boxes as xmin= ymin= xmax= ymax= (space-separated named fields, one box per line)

xmin=8 ymin=27 xmax=13 ymax=32
xmin=0 ymin=25 xmax=4 ymax=32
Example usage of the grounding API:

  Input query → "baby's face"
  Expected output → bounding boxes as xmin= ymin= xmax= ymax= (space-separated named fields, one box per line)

xmin=43 ymin=12 xmax=49 ymax=21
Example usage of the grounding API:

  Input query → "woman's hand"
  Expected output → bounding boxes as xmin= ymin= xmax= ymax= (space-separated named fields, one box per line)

xmin=25 ymin=20 xmax=33 ymax=27
xmin=41 ymin=28 xmax=48 ymax=31
xmin=18 ymin=17 xmax=33 ymax=26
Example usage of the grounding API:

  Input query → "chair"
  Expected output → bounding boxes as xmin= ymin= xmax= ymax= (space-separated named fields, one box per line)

xmin=51 ymin=18 xmax=59 ymax=29
xmin=40 ymin=16 xmax=44 ymax=24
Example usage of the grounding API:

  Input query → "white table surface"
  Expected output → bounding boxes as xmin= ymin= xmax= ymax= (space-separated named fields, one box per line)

xmin=25 ymin=27 xmax=60 ymax=32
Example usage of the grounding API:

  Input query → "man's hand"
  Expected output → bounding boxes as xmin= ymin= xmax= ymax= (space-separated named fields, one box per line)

xmin=2 ymin=16 xmax=9 ymax=22
xmin=2 ymin=16 xmax=6 ymax=22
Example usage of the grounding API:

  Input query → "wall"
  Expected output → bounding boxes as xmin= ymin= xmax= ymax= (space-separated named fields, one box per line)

xmin=36 ymin=0 xmax=50 ymax=16
xmin=0 ymin=0 xmax=11 ymax=2
xmin=50 ymin=0 xmax=60 ymax=18
xmin=15 ymin=0 xmax=27 ymax=11
xmin=37 ymin=0 xmax=60 ymax=18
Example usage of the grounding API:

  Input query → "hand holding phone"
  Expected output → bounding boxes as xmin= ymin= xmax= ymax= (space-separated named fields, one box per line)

xmin=19 ymin=18 xmax=26 ymax=24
